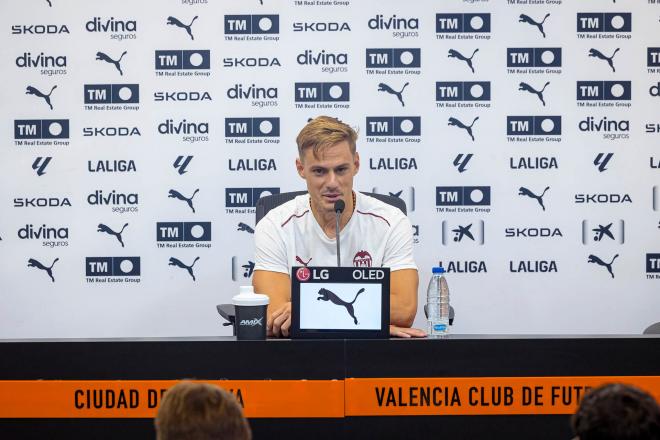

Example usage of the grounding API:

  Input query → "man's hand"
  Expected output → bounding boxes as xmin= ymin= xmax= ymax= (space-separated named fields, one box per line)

xmin=268 ymin=302 xmax=292 ymax=337
xmin=389 ymin=325 xmax=426 ymax=338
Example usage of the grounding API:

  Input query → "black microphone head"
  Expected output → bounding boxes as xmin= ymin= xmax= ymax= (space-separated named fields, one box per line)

xmin=334 ymin=199 xmax=345 ymax=213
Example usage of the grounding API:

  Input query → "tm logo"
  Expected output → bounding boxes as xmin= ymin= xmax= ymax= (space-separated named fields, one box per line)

xmin=577 ymin=13 xmax=631 ymax=33
xmin=224 ymin=15 xmax=279 ymax=34
xmin=155 ymin=50 xmax=210 ymax=70
xmin=84 ymin=84 xmax=139 ymax=104
xmin=366 ymin=117 xmax=420 ymax=136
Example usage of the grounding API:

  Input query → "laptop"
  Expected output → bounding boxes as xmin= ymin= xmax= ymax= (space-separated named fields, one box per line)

xmin=290 ymin=266 xmax=390 ymax=339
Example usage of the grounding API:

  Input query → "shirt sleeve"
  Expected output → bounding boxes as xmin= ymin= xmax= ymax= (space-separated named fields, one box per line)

xmin=254 ymin=215 xmax=289 ymax=275
xmin=382 ymin=213 xmax=418 ymax=272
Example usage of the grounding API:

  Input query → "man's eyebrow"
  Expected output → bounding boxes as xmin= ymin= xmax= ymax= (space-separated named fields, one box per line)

xmin=311 ymin=163 xmax=350 ymax=170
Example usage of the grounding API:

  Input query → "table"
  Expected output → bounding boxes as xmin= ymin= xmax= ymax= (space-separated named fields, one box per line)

xmin=1 ymin=335 xmax=659 ymax=439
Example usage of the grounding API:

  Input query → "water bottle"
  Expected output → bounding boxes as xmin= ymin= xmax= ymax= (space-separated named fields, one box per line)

xmin=427 ymin=266 xmax=449 ymax=336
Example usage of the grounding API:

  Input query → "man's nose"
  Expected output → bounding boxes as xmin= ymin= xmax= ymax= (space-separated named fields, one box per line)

xmin=326 ymin=170 xmax=339 ymax=187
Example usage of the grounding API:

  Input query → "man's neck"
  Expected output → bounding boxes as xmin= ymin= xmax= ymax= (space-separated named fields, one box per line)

xmin=311 ymin=191 xmax=355 ymax=239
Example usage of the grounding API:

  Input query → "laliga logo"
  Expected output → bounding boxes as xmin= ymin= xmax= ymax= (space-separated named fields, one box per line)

xmin=239 ymin=317 xmax=263 ymax=327
xmin=296 ymin=267 xmax=311 ymax=282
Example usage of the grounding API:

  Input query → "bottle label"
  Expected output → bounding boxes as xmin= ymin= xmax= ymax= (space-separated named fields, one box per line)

xmin=433 ymin=324 xmax=447 ymax=332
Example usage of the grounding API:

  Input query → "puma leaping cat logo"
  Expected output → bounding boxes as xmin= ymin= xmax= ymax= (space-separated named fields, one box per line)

xmin=519 ymin=81 xmax=550 ymax=106
xmin=317 ymin=287 xmax=364 ymax=325
xmin=26 ymin=85 xmax=57 ymax=110
xmin=378 ymin=82 xmax=409 ymax=107
xmin=588 ymin=254 xmax=618 ymax=278
xmin=237 ymin=222 xmax=255 ymax=234
xmin=97 ymin=223 xmax=128 ymax=247
xmin=519 ymin=13 xmax=550 ymax=38
xmin=27 ymin=258 xmax=59 ymax=282
xmin=169 ymin=257 xmax=200 ymax=281
xmin=518 ymin=186 xmax=550 ymax=211
xmin=448 ymin=117 xmax=479 ymax=141
xmin=168 ymin=189 xmax=199 ymax=213
xmin=96 ymin=51 xmax=127 ymax=75
xmin=588 ymin=48 xmax=620 ymax=73
xmin=448 ymin=48 xmax=479 ymax=73
xmin=166 ymin=15 xmax=198 ymax=40
xmin=295 ymin=256 xmax=312 ymax=267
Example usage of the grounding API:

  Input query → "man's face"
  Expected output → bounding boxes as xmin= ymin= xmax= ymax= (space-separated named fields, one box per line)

xmin=296 ymin=140 xmax=360 ymax=215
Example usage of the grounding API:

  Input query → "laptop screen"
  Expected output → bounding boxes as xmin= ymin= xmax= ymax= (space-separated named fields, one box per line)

xmin=291 ymin=266 xmax=390 ymax=339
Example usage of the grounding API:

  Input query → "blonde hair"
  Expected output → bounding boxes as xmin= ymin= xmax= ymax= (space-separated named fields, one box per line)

xmin=296 ymin=116 xmax=358 ymax=160
xmin=155 ymin=381 xmax=251 ymax=440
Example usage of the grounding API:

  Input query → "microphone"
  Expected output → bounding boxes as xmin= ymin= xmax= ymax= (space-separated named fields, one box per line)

xmin=334 ymin=199 xmax=345 ymax=267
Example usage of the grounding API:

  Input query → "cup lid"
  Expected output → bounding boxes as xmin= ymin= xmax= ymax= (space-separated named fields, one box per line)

xmin=232 ymin=286 xmax=269 ymax=306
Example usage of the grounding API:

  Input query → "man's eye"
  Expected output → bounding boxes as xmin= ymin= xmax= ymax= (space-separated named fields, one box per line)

xmin=313 ymin=169 xmax=325 ymax=175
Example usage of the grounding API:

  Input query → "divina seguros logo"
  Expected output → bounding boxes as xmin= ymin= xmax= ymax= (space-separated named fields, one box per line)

xmin=85 ymin=16 xmax=137 ymax=40
xmin=15 ymin=52 xmax=66 ymax=76
xmin=158 ymin=119 xmax=209 ymax=143
xmin=368 ymin=14 xmax=419 ymax=39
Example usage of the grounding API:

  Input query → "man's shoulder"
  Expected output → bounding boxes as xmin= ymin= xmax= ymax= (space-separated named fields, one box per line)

xmin=356 ymin=192 xmax=407 ymax=228
xmin=261 ymin=194 xmax=311 ymax=228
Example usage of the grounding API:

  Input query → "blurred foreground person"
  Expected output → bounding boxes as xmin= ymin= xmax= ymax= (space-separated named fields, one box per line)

xmin=571 ymin=383 xmax=660 ymax=440
xmin=155 ymin=381 xmax=251 ymax=440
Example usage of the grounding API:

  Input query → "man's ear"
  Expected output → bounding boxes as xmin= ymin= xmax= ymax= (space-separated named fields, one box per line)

xmin=353 ymin=152 xmax=360 ymax=175
xmin=296 ymin=157 xmax=305 ymax=179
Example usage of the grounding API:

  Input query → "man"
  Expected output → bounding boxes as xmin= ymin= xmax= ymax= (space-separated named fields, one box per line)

xmin=571 ymin=383 xmax=660 ymax=440
xmin=155 ymin=381 xmax=251 ymax=440
xmin=253 ymin=116 xmax=424 ymax=338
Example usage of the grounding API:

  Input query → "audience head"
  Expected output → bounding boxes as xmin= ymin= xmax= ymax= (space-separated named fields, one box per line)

xmin=155 ymin=381 xmax=251 ymax=440
xmin=571 ymin=383 xmax=660 ymax=440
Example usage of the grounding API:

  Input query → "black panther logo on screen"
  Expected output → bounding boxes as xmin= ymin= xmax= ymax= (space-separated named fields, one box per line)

xmin=317 ymin=287 xmax=364 ymax=325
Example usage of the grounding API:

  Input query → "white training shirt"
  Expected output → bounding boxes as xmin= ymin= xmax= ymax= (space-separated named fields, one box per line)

xmin=254 ymin=192 xmax=417 ymax=275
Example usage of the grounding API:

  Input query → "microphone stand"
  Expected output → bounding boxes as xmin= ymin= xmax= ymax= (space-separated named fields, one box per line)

xmin=334 ymin=200 xmax=345 ymax=267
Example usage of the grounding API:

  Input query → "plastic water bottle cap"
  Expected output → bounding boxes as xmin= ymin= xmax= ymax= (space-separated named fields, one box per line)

xmin=432 ymin=267 xmax=445 ymax=274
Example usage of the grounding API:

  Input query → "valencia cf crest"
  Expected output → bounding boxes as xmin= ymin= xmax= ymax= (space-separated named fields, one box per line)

xmin=353 ymin=250 xmax=372 ymax=267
